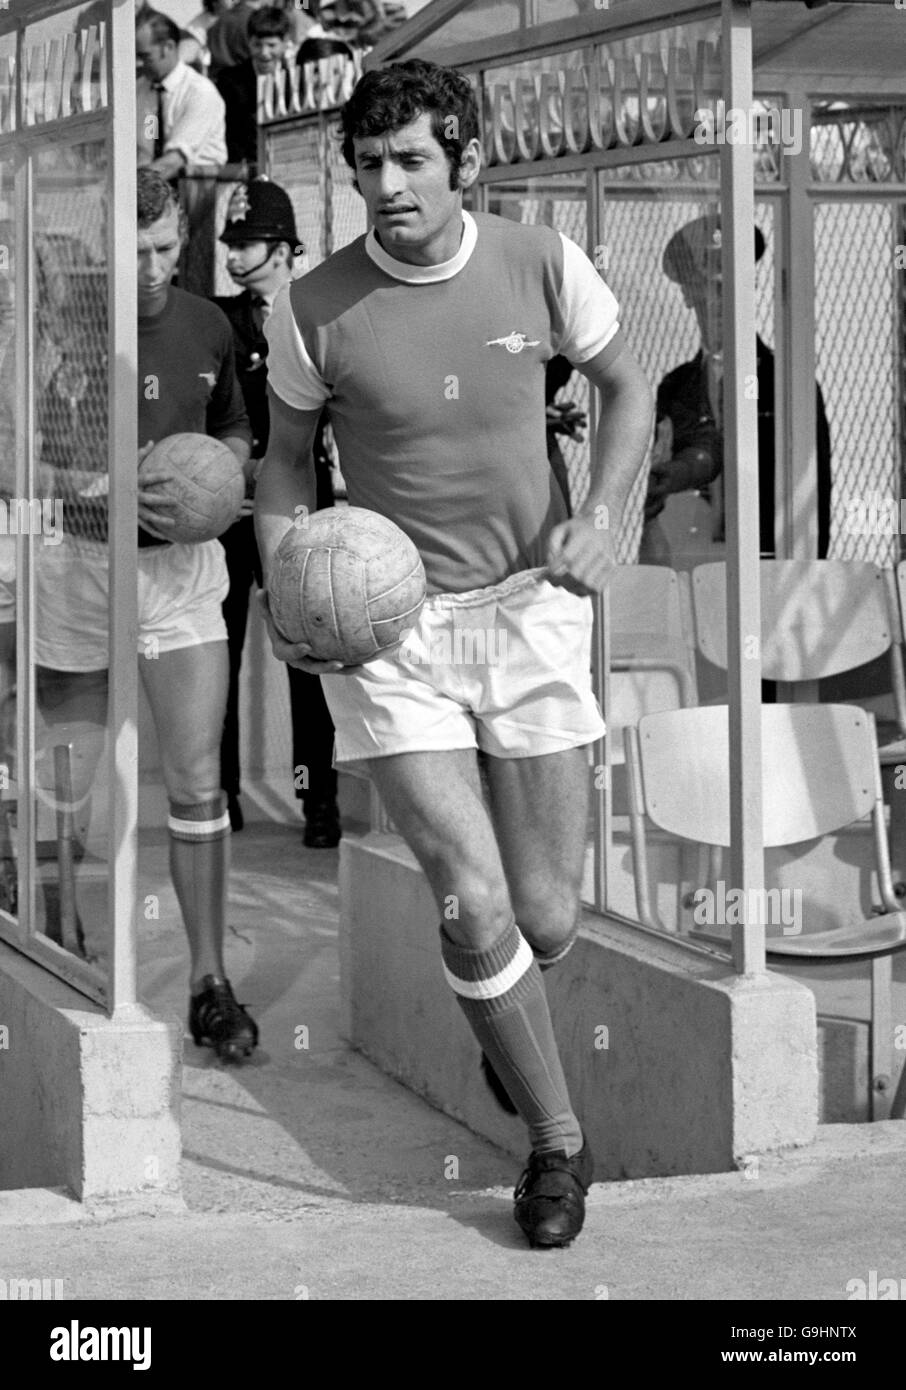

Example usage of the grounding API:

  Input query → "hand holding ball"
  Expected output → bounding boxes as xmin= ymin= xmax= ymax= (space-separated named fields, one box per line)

xmin=267 ymin=507 xmax=426 ymax=666
xmin=138 ymin=433 xmax=245 ymax=543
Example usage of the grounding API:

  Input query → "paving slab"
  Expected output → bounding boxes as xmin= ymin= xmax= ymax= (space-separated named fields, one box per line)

xmin=1 ymin=822 xmax=905 ymax=1304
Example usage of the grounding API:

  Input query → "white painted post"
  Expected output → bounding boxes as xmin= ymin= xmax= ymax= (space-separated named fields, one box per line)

xmin=722 ymin=0 xmax=765 ymax=975
xmin=106 ymin=0 xmax=139 ymax=1013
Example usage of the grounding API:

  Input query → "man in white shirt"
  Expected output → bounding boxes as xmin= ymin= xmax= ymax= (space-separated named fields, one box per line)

xmin=136 ymin=9 xmax=227 ymax=177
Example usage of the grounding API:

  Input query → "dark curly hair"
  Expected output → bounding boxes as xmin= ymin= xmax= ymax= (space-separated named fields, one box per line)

xmin=137 ymin=166 xmax=188 ymax=240
xmin=248 ymin=6 xmax=291 ymax=41
xmin=340 ymin=60 xmax=479 ymax=191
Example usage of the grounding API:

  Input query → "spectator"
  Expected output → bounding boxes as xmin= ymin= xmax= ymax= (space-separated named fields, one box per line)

xmin=205 ymin=0 xmax=260 ymax=80
xmin=80 ymin=2 xmax=204 ymax=67
xmin=185 ymin=0 xmax=228 ymax=68
xmin=311 ymin=0 xmax=408 ymax=48
xmin=641 ymin=215 xmax=831 ymax=563
xmin=136 ymin=9 xmax=227 ymax=177
xmin=212 ymin=179 xmax=341 ymax=846
xmin=217 ymin=5 xmax=291 ymax=169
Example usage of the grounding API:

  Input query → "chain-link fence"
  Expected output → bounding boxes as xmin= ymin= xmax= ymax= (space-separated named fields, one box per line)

xmin=33 ymin=143 xmax=109 ymax=550
xmin=265 ymin=114 xmax=367 ymax=278
xmin=816 ymin=200 xmax=900 ymax=566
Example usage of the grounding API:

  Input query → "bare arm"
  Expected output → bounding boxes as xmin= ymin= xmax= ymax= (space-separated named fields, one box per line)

xmin=574 ymin=331 xmax=655 ymax=533
xmin=546 ymin=333 xmax=654 ymax=594
xmin=253 ymin=387 xmax=321 ymax=583
xmin=148 ymin=150 xmax=186 ymax=181
xmin=253 ymin=389 xmax=344 ymax=674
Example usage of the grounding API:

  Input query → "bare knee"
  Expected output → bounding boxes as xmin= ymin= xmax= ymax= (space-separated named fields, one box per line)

xmin=421 ymin=849 xmax=512 ymax=947
xmin=512 ymin=880 xmax=580 ymax=955
xmin=163 ymin=752 xmax=221 ymax=807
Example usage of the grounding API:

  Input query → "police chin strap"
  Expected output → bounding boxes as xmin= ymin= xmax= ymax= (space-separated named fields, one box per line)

xmin=229 ymin=245 xmax=278 ymax=281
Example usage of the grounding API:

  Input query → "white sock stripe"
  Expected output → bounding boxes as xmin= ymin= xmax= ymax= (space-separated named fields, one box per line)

xmin=537 ymin=935 xmax=577 ymax=966
xmin=167 ymin=811 xmax=231 ymax=838
xmin=443 ymin=932 xmax=535 ymax=1001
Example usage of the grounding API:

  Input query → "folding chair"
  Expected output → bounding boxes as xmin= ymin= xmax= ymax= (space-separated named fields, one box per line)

xmin=691 ymin=559 xmax=906 ymax=761
xmin=608 ymin=564 xmax=698 ymax=766
xmin=602 ymin=566 xmax=701 ymax=928
xmin=624 ymin=703 xmax=906 ymax=1119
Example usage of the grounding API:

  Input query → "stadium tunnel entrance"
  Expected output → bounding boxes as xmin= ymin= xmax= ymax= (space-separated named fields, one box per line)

xmin=1 ymin=0 xmax=905 ymax=1207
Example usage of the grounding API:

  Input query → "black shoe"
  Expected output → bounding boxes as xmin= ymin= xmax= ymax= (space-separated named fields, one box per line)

xmin=513 ymin=1137 xmax=594 ymax=1249
xmin=480 ymin=1052 xmax=519 ymax=1115
xmin=303 ymin=800 xmax=341 ymax=848
xmin=189 ymin=975 xmax=259 ymax=1062
xmin=227 ymin=795 xmax=244 ymax=832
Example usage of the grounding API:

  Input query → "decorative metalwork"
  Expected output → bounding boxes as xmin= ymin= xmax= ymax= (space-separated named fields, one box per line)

xmin=259 ymin=51 xmax=366 ymax=123
xmin=481 ymin=33 xmax=724 ymax=168
xmin=0 ymin=22 xmax=107 ymax=135
xmin=811 ymin=104 xmax=906 ymax=184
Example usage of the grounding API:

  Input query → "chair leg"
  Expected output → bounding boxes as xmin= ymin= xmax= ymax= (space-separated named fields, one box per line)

xmin=891 ymin=1049 xmax=906 ymax=1121
xmin=869 ymin=955 xmax=894 ymax=1121
xmin=53 ymin=744 xmax=84 ymax=959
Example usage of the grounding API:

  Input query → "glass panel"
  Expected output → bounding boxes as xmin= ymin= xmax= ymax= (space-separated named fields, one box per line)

xmin=264 ymin=116 xmax=367 ymax=276
xmin=811 ymin=102 xmax=906 ymax=186
xmin=818 ymin=199 xmax=900 ymax=567
xmin=0 ymin=156 xmax=17 ymax=925
xmin=481 ymin=19 xmax=725 ymax=169
xmin=30 ymin=138 xmax=109 ymax=965
xmin=594 ymin=159 xmax=782 ymax=934
xmin=6 ymin=1 xmax=110 ymax=128
xmin=485 ymin=172 xmax=591 ymax=507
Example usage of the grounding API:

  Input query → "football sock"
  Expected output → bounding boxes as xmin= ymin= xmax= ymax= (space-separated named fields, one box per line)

xmin=440 ymin=918 xmax=583 ymax=1157
xmin=168 ymin=794 xmax=231 ymax=990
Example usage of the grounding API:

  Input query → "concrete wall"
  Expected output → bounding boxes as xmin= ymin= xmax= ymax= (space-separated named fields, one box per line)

xmin=0 ymin=943 xmax=182 ymax=1208
xmin=340 ymin=834 xmax=819 ymax=1178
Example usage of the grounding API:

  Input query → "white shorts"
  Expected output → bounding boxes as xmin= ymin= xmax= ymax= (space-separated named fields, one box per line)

xmin=320 ymin=567 xmax=606 ymax=766
xmin=33 ymin=538 xmax=229 ymax=671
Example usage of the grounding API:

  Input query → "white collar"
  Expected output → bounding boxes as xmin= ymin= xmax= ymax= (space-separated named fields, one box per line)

xmin=158 ymin=61 xmax=186 ymax=91
xmin=364 ymin=210 xmax=477 ymax=284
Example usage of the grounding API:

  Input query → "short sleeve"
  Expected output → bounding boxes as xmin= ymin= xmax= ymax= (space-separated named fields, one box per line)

xmin=555 ymin=233 xmax=621 ymax=365
xmin=264 ymin=283 xmax=331 ymax=411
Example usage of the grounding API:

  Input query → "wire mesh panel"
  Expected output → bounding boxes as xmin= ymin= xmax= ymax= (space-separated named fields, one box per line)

xmin=0 ymin=152 xmax=17 ymax=922
xmin=0 ymin=0 xmax=125 ymax=1002
xmin=265 ymin=114 xmax=367 ymax=276
xmin=599 ymin=170 xmax=776 ymax=568
xmin=484 ymin=174 xmax=591 ymax=509
xmin=30 ymin=138 xmax=112 ymax=961
xmin=326 ymin=114 xmax=368 ymax=259
xmin=815 ymin=200 xmax=900 ymax=566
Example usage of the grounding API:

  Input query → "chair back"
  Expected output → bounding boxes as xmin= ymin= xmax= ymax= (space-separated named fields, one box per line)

xmin=896 ymin=561 xmax=906 ymax=644
xmin=692 ymin=560 xmax=892 ymax=680
xmin=608 ymin=566 xmax=697 ymax=744
xmin=635 ymin=704 xmax=878 ymax=847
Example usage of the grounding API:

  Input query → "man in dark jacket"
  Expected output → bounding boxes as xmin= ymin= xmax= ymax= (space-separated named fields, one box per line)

xmin=216 ymin=5 xmax=291 ymax=169
xmin=213 ymin=177 xmax=341 ymax=846
xmin=643 ymin=214 xmax=832 ymax=561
